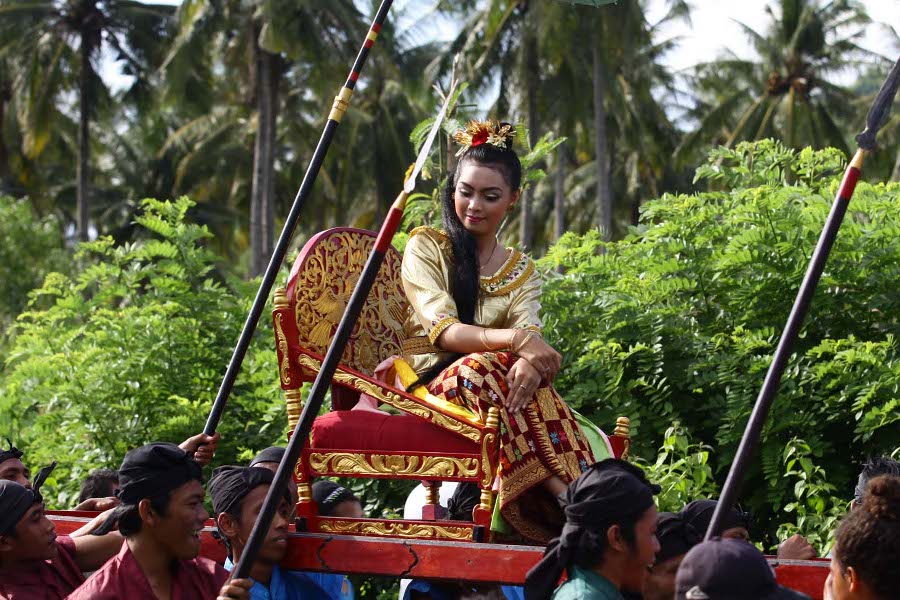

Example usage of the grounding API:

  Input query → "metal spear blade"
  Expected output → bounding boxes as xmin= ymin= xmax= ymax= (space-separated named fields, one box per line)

xmin=856 ymin=56 xmax=900 ymax=151
xmin=404 ymin=56 xmax=460 ymax=194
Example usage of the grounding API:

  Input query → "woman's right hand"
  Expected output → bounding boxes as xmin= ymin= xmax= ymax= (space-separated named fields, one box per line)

xmin=512 ymin=330 xmax=562 ymax=383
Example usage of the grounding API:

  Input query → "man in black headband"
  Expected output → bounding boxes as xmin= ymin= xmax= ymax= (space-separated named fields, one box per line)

xmin=210 ymin=466 xmax=354 ymax=600
xmin=524 ymin=459 xmax=661 ymax=600
xmin=0 ymin=432 xmax=219 ymax=511
xmin=67 ymin=442 xmax=252 ymax=600
xmin=312 ymin=480 xmax=364 ymax=519
xmin=249 ymin=446 xmax=299 ymax=506
xmin=0 ymin=468 xmax=123 ymax=599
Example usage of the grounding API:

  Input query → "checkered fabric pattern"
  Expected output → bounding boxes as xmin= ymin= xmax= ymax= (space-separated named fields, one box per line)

xmin=427 ymin=351 xmax=595 ymax=542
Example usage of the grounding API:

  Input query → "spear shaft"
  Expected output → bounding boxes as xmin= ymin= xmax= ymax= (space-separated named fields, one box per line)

xmin=705 ymin=56 xmax=900 ymax=540
xmin=203 ymin=0 xmax=394 ymax=436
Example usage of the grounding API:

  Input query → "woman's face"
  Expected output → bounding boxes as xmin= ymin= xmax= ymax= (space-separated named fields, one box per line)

xmin=453 ymin=161 xmax=518 ymax=239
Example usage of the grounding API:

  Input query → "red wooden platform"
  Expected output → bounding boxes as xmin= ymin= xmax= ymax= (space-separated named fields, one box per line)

xmin=49 ymin=512 xmax=829 ymax=598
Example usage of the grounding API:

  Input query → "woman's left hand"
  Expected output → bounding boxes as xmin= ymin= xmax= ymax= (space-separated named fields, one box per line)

xmin=504 ymin=358 xmax=541 ymax=414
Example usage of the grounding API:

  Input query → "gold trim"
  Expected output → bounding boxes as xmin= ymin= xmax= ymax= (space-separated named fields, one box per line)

xmin=481 ymin=249 xmax=520 ymax=285
xmin=309 ymin=452 xmax=479 ymax=478
xmin=285 ymin=388 xmax=304 ymax=431
xmin=275 ymin=313 xmax=291 ymax=387
xmin=366 ymin=29 xmax=379 ymax=43
xmin=424 ymin=483 xmax=441 ymax=505
xmin=482 ymin=256 xmax=535 ymax=297
xmin=614 ymin=416 xmax=631 ymax=460
xmin=401 ymin=336 xmax=438 ymax=356
xmin=478 ymin=488 xmax=494 ymax=515
xmin=850 ymin=149 xmax=865 ymax=170
xmin=297 ymin=482 xmax=312 ymax=503
xmin=428 ymin=316 xmax=460 ymax=345
xmin=328 ymin=87 xmax=354 ymax=123
xmin=318 ymin=520 xmax=472 ymax=541
xmin=480 ymin=407 xmax=500 ymax=488
xmin=274 ymin=287 xmax=289 ymax=309
xmin=296 ymin=354 xmax=482 ymax=443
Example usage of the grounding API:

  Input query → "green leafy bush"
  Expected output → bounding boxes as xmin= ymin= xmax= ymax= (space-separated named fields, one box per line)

xmin=540 ymin=141 xmax=900 ymax=541
xmin=1 ymin=198 xmax=285 ymax=506
xmin=0 ymin=197 xmax=69 ymax=358
xmin=636 ymin=424 xmax=719 ymax=513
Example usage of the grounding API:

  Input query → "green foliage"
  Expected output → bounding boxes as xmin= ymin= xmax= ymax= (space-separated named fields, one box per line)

xmin=776 ymin=439 xmax=846 ymax=555
xmin=0 ymin=197 xmax=68 ymax=355
xmin=540 ymin=141 xmax=900 ymax=541
xmin=636 ymin=424 xmax=719 ymax=513
xmin=0 ymin=198 xmax=284 ymax=507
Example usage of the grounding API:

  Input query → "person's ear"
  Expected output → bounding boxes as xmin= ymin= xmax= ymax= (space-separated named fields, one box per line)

xmin=845 ymin=566 xmax=860 ymax=592
xmin=507 ymin=190 xmax=521 ymax=212
xmin=607 ymin=524 xmax=627 ymax=553
xmin=217 ymin=512 xmax=239 ymax=538
xmin=138 ymin=498 xmax=157 ymax=527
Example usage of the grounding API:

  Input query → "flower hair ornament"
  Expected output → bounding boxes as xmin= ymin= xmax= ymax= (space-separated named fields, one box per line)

xmin=451 ymin=119 xmax=516 ymax=156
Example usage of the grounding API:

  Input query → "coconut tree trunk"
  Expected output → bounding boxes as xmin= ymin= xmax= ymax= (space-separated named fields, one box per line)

xmin=76 ymin=32 xmax=91 ymax=242
xmin=250 ymin=40 xmax=280 ymax=277
xmin=554 ymin=142 xmax=565 ymax=242
xmin=591 ymin=28 xmax=612 ymax=241
xmin=0 ymin=79 xmax=9 ymax=181
xmin=519 ymin=13 xmax=540 ymax=251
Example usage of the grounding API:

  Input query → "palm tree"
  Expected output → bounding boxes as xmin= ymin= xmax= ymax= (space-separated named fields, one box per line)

xmin=163 ymin=0 xmax=364 ymax=275
xmin=678 ymin=0 xmax=888 ymax=164
xmin=0 ymin=0 xmax=175 ymax=240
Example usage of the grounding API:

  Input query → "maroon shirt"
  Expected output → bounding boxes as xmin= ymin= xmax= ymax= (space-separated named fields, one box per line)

xmin=68 ymin=541 xmax=228 ymax=600
xmin=0 ymin=534 xmax=85 ymax=600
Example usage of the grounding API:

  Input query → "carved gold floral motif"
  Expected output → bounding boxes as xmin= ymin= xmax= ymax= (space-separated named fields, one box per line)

xmin=295 ymin=354 xmax=481 ymax=444
xmin=308 ymin=452 xmax=479 ymax=478
xmin=292 ymin=231 xmax=408 ymax=376
xmin=275 ymin=312 xmax=291 ymax=386
xmin=317 ymin=519 xmax=473 ymax=541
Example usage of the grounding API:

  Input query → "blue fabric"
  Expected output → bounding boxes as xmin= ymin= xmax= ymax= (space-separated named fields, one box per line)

xmin=402 ymin=580 xmax=523 ymax=600
xmin=224 ymin=558 xmax=353 ymax=600
xmin=502 ymin=585 xmax=525 ymax=600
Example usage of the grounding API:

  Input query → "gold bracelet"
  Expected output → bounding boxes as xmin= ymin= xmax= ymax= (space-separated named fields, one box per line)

xmin=513 ymin=331 xmax=535 ymax=354
xmin=480 ymin=329 xmax=492 ymax=351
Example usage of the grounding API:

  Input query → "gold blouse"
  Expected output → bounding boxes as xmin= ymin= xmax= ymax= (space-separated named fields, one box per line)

xmin=401 ymin=226 xmax=543 ymax=375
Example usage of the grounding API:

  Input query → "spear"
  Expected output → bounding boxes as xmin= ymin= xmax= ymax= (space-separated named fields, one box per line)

xmin=202 ymin=0 xmax=395 ymax=436
xmin=705 ymin=56 xmax=900 ymax=540
xmin=230 ymin=70 xmax=459 ymax=581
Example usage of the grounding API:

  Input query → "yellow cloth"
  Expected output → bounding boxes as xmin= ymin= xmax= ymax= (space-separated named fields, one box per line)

xmin=391 ymin=357 xmax=480 ymax=423
xmin=401 ymin=226 xmax=543 ymax=374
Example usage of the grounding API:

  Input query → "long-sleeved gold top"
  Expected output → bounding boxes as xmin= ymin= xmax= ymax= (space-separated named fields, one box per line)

xmin=400 ymin=226 xmax=543 ymax=375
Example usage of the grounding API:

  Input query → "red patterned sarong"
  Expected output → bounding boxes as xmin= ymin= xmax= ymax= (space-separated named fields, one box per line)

xmin=427 ymin=351 xmax=595 ymax=543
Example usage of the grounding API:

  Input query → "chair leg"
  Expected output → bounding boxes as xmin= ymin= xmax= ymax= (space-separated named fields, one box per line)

xmin=421 ymin=481 xmax=446 ymax=520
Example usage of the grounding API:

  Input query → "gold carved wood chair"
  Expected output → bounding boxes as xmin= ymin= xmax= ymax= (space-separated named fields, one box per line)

xmin=273 ymin=228 xmax=501 ymax=542
xmin=273 ymin=227 xmax=634 ymax=543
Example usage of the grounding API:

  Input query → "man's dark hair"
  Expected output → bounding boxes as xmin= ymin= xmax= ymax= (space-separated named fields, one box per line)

xmin=77 ymin=469 xmax=119 ymax=503
xmin=93 ymin=492 xmax=171 ymax=537
xmin=856 ymin=457 xmax=900 ymax=502
xmin=836 ymin=475 xmax=900 ymax=599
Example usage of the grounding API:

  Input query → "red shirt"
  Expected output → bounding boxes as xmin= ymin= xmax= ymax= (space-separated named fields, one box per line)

xmin=0 ymin=534 xmax=85 ymax=599
xmin=68 ymin=541 xmax=228 ymax=600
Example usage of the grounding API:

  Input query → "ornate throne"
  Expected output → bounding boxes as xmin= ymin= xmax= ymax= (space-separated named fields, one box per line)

xmin=272 ymin=227 xmax=631 ymax=543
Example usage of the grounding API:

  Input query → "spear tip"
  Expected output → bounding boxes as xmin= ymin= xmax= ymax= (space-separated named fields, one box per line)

xmin=855 ymin=56 xmax=900 ymax=152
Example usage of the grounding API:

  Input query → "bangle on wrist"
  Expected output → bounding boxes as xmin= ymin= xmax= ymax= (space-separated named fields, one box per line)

xmin=480 ymin=329 xmax=492 ymax=351
xmin=513 ymin=331 xmax=535 ymax=354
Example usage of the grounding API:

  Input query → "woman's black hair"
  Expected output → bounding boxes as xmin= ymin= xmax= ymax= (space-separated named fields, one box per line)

xmin=408 ymin=137 xmax=523 ymax=392
xmin=91 ymin=492 xmax=171 ymax=537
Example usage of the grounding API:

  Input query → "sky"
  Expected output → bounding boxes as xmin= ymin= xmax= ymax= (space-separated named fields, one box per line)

xmin=107 ymin=0 xmax=900 ymax=92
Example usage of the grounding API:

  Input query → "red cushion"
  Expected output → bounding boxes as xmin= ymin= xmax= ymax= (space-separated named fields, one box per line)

xmin=311 ymin=411 xmax=479 ymax=454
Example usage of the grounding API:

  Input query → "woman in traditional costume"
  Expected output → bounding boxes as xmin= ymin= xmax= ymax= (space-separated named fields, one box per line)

xmin=399 ymin=120 xmax=601 ymax=543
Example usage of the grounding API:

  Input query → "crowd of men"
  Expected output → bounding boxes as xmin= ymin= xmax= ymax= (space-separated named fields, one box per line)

xmin=0 ymin=432 xmax=897 ymax=600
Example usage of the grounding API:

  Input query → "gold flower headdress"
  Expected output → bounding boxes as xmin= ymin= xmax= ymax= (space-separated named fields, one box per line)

xmin=451 ymin=120 xmax=516 ymax=156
